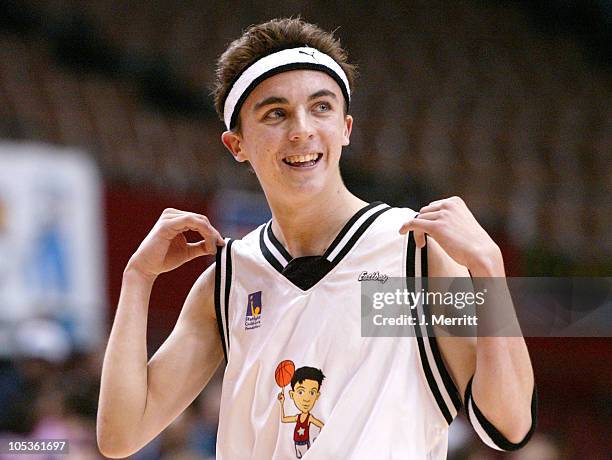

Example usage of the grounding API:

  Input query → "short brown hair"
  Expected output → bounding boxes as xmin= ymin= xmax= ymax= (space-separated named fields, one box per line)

xmin=212 ymin=17 xmax=357 ymax=127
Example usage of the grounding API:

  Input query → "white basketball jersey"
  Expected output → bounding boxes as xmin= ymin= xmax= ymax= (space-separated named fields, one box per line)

xmin=214 ymin=202 xmax=462 ymax=459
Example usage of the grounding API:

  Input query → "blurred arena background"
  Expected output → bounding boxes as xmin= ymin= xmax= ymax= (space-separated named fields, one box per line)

xmin=0 ymin=0 xmax=610 ymax=458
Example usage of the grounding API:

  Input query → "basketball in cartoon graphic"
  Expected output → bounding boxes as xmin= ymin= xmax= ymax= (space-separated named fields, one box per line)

xmin=275 ymin=359 xmax=295 ymax=387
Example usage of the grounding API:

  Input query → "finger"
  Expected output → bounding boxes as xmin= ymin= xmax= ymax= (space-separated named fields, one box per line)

xmin=398 ymin=225 xmax=427 ymax=247
xmin=161 ymin=207 xmax=183 ymax=218
xmin=165 ymin=214 xmax=223 ymax=243
xmin=186 ymin=241 xmax=207 ymax=259
xmin=399 ymin=214 xmax=418 ymax=235
xmin=186 ymin=240 xmax=217 ymax=259
xmin=418 ymin=202 xmax=444 ymax=214
xmin=197 ymin=232 xmax=215 ymax=255
xmin=191 ymin=215 xmax=224 ymax=244
xmin=205 ymin=232 xmax=226 ymax=251
xmin=427 ymin=196 xmax=457 ymax=208
xmin=413 ymin=210 xmax=445 ymax=221
xmin=162 ymin=220 xmax=208 ymax=240
xmin=162 ymin=212 xmax=225 ymax=246
xmin=414 ymin=230 xmax=426 ymax=248
xmin=399 ymin=218 xmax=439 ymax=235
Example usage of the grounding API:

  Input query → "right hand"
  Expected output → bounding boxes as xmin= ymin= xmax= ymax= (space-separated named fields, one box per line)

xmin=278 ymin=391 xmax=285 ymax=402
xmin=125 ymin=208 xmax=224 ymax=280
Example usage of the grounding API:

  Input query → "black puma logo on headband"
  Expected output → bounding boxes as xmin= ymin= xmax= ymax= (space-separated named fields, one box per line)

xmin=298 ymin=49 xmax=318 ymax=61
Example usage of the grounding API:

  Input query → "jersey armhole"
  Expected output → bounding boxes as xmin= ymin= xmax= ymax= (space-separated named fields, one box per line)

xmin=465 ymin=376 xmax=538 ymax=451
xmin=214 ymin=238 xmax=234 ymax=364
xmin=406 ymin=232 xmax=463 ymax=425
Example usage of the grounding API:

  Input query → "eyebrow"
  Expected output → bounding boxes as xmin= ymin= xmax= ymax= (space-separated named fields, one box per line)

xmin=254 ymin=96 xmax=288 ymax=111
xmin=308 ymin=89 xmax=337 ymax=101
xmin=253 ymin=89 xmax=338 ymax=111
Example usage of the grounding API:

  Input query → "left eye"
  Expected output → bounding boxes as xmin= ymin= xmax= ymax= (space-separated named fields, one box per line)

xmin=315 ymin=102 xmax=330 ymax=112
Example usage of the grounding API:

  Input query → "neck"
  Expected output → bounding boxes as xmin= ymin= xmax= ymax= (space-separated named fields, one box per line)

xmin=267 ymin=185 xmax=367 ymax=258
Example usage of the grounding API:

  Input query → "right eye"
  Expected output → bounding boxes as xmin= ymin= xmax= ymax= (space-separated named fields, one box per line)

xmin=264 ymin=108 xmax=285 ymax=120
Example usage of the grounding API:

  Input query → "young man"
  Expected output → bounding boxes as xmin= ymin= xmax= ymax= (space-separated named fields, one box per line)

xmin=97 ymin=18 xmax=536 ymax=459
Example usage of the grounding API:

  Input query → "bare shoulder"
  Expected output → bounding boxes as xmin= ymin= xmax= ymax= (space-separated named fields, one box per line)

xmin=178 ymin=262 xmax=217 ymax=331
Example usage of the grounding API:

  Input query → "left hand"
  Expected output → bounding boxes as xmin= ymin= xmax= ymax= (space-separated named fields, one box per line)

xmin=399 ymin=196 xmax=500 ymax=270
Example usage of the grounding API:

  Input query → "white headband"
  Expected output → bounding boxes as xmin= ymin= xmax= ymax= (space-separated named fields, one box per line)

xmin=223 ymin=46 xmax=351 ymax=130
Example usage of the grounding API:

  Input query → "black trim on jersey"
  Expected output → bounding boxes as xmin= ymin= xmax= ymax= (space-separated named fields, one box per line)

xmin=267 ymin=222 xmax=292 ymax=263
xmin=406 ymin=230 xmax=415 ymax=277
xmin=322 ymin=202 xmax=385 ymax=260
xmin=324 ymin=204 xmax=391 ymax=267
xmin=465 ymin=376 xmax=538 ymax=451
xmin=407 ymin=233 xmax=453 ymax=424
xmin=258 ymin=202 xmax=391 ymax=291
xmin=415 ymin=324 xmax=453 ymax=424
xmin=407 ymin=232 xmax=460 ymax=425
xmin=422 ymin=238 xmax=462 ymax=413
xmin=214 ymin=243 xmax=228 ymax=363
xmin=259 ymin=226 xmax=284 ymax=273
xmin=224 ymin=239 xmax=234 ymax=359
xmin=421 ymin=237 xmax=428 ymax=278
xmin=427 ymin=336 xmax=463 ymax=413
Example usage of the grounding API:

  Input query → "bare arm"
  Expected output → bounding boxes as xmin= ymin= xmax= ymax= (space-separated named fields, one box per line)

xmin=278 ymin=391 xmax=297 ymax=423
xmin=401 ymin=197 xmax=534 ymax=444
xmin=97 ymin=209 xmax=224 ymax=458
xmin=309 ymin=415 xmax=324 ymax=429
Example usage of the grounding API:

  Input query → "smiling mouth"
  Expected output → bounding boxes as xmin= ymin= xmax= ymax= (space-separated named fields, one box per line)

xmin=282 ymin=153 xmax=323 ymax=168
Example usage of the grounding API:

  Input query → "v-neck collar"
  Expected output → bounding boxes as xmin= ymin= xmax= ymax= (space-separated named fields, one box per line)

xmin=258 ymin=201 xmax=391 ymax=290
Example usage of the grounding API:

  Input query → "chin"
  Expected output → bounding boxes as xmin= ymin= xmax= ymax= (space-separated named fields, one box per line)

xmin=289 ymin=179 xmax=328 ymax=197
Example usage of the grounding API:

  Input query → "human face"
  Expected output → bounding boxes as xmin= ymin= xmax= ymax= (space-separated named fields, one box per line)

xmin=289 ymin=379 xmax=321 ymax=413
xmin=221 ymin=70 xmax=353 ymax=200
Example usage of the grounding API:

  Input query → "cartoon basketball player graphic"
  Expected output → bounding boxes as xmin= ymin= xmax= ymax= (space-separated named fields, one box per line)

xmin=275 ymin=361 xmax=325 ymax=458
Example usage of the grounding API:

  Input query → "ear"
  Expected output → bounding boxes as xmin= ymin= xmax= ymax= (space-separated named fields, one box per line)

xmin=221 ymin=130 xmax=248 ymax=162
xmin=342 ymin=114 xmax=353 ymax=146
xmin=289 ymin=390 xmax=295 ymax=400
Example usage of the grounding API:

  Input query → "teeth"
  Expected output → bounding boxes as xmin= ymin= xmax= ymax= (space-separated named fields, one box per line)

xmin=285 ymin=153 xmax=319 ymax=164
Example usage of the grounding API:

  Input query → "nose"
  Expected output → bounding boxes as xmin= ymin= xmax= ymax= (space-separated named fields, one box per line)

xmin=288 ymin=109 xmax=315 ymax=142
